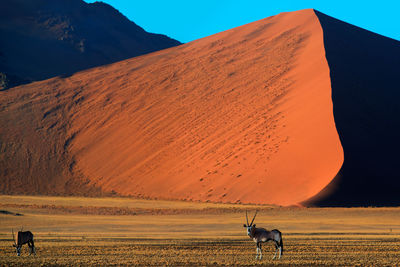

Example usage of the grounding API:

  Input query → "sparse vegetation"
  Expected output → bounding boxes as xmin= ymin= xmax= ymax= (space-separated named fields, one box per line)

xmin=1 ymin=195 xmax=400 ymax=266
xmin=1 ymin=236 xmax=400 ymax=266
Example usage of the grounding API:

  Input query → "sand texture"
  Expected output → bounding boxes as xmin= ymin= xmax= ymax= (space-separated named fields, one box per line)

xmin=1 ymin=9 xmax=348 ymax=205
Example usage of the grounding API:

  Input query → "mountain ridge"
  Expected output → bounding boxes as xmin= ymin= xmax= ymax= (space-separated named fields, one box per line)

xmin=0 ymin=0 xmax=181 ymax=89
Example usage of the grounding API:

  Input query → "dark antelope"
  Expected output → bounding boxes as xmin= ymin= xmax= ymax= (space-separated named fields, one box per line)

xmin=243 ymin=211 xmax=283 ymax=260
xmin=12 ymin=229 xmax=36 ymax=256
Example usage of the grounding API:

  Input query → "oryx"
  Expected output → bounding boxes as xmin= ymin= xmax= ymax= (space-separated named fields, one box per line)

xmin=243 ymin=211 xmax=283 ymax=260
xmin=12 ymin=229 xmax=36 ymax=256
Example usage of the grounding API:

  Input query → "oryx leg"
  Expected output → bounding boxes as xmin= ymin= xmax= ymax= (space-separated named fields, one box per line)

xmin=272 ymin=241 xmax=278 ymax=260
xmin=255 ymin=242 xmax=262 ymax=259
xmin=32 ymin=240 xmax=36 ymax=255
xmin=277 ymin=239 xmax=281 ymax=259
xmin=255 ymin=243 xmax=259 ymax=259
xmin=259 ymin=243 xmax=262 ymax=260
xmin=29 ymin=240 xmax=36 ymax=255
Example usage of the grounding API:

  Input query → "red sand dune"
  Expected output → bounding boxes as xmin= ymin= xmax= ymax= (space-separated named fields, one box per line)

xmin=0 ymin=9 xmax=344 ymax=206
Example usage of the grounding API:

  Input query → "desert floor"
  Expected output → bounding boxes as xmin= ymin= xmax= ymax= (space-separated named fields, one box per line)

xmin=1 ymin=195 xmax=400 ymax=266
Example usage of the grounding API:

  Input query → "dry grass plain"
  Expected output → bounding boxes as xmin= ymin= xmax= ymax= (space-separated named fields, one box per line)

xmin=1 ymin=195 xmax=400 ymax=266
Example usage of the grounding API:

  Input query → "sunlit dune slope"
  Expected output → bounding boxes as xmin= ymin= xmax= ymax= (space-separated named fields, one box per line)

xmin=0 ymin=9 xmax=343 ymax=205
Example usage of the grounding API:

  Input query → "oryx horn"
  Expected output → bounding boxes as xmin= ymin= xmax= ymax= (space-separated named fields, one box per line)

xmin=250 ymin=210 xmax=258 ymax=226
xmin=12 ymin=228 xmax=16 ymax=246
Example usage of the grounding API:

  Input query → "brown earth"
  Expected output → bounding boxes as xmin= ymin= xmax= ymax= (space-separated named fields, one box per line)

xmin=0 ymin=9 xmax=345 ymax=206
xmin=2 ymin=196 xmax=400 ymax=266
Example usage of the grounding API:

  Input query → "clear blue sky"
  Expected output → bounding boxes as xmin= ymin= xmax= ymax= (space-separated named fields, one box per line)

xmin=85 ymin=0 xmax=400 ymax=43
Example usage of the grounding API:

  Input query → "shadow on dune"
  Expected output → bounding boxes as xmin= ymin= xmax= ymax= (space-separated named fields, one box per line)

xmin=305 ymin=11 xmax=400 ymax=206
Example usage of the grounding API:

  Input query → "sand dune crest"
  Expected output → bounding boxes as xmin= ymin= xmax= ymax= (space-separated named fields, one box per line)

xmin=0 ymin=9 xmax=344 ymax=206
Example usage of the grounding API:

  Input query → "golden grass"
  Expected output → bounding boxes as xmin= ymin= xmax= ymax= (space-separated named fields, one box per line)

xmin=0 ymin=194 xmax=270 ymax=209
xmin=1 ymin=195 xmax=400 ymax=265
xmin=2 ymin=237 xmax=400 ymax=266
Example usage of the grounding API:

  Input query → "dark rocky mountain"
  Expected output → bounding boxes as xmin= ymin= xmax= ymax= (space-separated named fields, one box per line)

xmin=0 ymin=0 xmax=181 ymax=89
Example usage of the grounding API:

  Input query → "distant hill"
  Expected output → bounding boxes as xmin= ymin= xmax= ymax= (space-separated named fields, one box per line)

xmin=0 ymin=0 xmax=181 ymax=89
